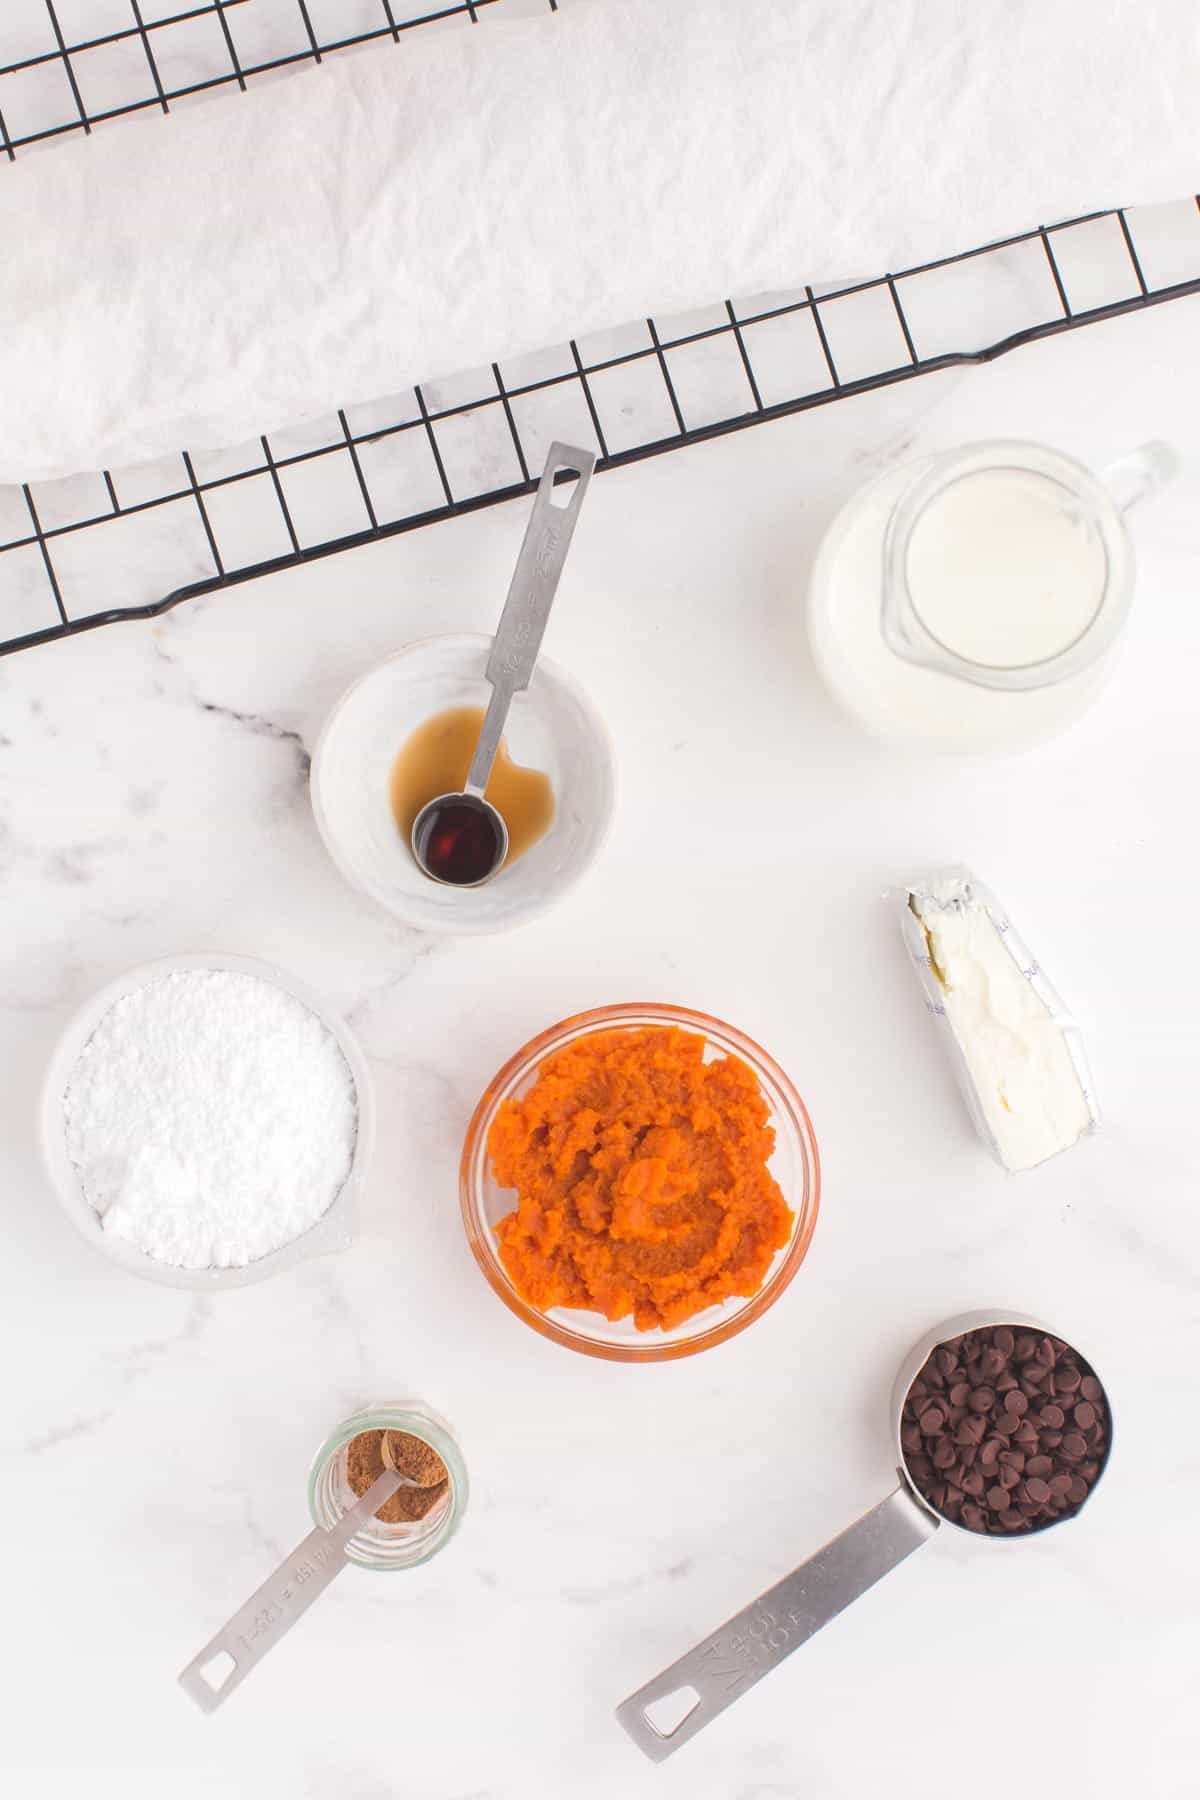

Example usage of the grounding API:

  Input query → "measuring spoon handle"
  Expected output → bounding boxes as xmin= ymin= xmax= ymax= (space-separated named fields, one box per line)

xmin=465 ymin=442 xmax=595 ymax=796
xmin=616 ymin=1482 xmax=937 ymax=1762
xmin=178 ymin=1468 xmax=405 ymax=1713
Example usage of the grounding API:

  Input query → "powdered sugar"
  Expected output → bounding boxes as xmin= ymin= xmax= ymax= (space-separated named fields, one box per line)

xmin=63 ymin=970 xmax=358 ymax=1270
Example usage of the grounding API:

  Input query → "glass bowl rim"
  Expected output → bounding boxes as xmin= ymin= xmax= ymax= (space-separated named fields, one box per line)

xmin=459 ymin=1002 xmax=820 ymax=1363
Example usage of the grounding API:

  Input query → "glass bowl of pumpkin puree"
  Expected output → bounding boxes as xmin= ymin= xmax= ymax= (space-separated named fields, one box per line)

xmin=460 ymin=1004 xmax=820 ymax=1361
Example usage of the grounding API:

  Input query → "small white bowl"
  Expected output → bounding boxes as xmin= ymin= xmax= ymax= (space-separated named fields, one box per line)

xmin=310 ymin=635 xmax=616 ymax=934
xmin=40 ymin=953 xmax=374 ymax=1291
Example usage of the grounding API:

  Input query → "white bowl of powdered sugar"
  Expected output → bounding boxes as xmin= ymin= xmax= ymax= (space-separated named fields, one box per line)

xmin=40 ymin=953 xmax=373 ymax=1289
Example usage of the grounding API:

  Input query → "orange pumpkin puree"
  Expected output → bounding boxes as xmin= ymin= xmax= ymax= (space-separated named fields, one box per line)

xmin=488 ymin=1026 xmax=793 ymax=1331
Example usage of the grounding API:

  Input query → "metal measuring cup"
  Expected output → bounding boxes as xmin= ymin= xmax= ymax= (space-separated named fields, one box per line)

xmin=617 ymin=1309 xmax=1113 ymax=1762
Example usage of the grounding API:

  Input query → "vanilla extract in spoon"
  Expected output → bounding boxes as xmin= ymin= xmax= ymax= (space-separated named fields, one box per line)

xmin=390 ymin=704 xmax=555 ymax=880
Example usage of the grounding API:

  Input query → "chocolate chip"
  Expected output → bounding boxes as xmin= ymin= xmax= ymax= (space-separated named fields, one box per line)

xmin=901 ymin=1325 xmax=1109 ymax=1536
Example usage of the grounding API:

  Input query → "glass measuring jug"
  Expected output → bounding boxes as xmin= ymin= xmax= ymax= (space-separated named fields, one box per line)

xmin=617 ymin=1309 xmax=1113 ymax=1762
xmin=880 ymin=439 xmax=1177 ymax=691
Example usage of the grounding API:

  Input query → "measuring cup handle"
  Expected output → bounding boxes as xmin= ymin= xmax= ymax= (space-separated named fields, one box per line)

xmin=1099 ymin=440 xmax=1181 ymax=513
xmin=616 ymin=1482 xmax=937 ymax=1763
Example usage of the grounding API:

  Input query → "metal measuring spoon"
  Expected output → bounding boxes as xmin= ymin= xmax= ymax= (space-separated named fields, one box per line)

xmin=411 ymin=441 xmax=596 ymax=886
xmin=178 ymin=1466 xmax=413 ymax=1712
xmin=616 ymin=1309 xmax=1112 ymax=1762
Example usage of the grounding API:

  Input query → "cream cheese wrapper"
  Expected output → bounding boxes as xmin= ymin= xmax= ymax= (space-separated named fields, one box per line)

xmin=896 ymin=866 xmax=1099 ymax=1174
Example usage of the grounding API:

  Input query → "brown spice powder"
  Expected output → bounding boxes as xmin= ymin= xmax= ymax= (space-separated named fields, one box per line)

xmin=345 ymin=1428 xmax=450 ymax=1524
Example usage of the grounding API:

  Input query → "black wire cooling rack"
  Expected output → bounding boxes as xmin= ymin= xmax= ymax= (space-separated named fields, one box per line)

xmin=2 ymin=0 xmax=1199 ymax=662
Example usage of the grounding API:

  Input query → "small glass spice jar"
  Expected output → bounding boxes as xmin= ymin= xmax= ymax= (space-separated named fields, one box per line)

xmin=307 ymin=1401 xmax=468 ymax=1571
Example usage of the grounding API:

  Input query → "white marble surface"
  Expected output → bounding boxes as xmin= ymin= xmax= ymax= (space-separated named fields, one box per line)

xmin=2 ymin=294 xmax=1200 ymax=1800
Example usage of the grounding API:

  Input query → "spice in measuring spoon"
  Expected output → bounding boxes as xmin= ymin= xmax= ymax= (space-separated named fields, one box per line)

xmin=346 ymin=1428 xmax=450 ymax=1523
xmin=410 ymin=440 xmax=595 ymax=887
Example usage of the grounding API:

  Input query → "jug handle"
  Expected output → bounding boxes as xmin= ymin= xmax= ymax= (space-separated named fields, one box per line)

xmin=1099 ymin=441 xmax=1180 ymax=513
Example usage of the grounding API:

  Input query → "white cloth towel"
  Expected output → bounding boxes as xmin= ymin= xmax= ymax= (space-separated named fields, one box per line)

xmin=0 ymin=0 xmax=1195 ymax=484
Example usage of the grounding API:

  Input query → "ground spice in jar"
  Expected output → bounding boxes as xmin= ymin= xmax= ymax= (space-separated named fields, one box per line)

xmin=345 ymin=1429 xmax=450 ymax=1524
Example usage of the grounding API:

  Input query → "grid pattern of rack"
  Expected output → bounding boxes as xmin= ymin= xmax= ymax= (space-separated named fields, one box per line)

xmin=3 ymin=0 xmax=1200 ymax=660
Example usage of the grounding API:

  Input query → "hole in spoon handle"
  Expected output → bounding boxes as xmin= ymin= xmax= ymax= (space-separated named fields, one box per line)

xmin=615 ymin=1483 xmax=937 ymax=1762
